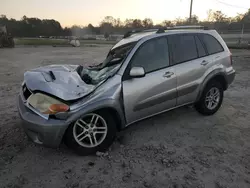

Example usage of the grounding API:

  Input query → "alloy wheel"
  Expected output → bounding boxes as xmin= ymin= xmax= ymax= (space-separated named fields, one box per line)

xmin=205 ymin=87 xmax=220 ymax=110
xmin=73 ymin=113 xmax=108 ymax=148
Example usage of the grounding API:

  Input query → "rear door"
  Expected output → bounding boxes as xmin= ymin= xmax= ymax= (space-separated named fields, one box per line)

xmin=122 ymin=37 xmax=177 ymax=124
xmin=198 ymin=33 xmax=226 ymax=69
xmin=168 ymin=33 xmax=209 ymax=105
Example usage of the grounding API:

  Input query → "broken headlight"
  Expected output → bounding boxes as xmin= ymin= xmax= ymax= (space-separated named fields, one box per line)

xmin=27 ymin=93 xmax=69 ymax=114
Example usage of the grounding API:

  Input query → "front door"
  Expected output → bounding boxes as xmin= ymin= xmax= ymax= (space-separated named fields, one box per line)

xmin=122 ymin=37 xmax=177 ymax=124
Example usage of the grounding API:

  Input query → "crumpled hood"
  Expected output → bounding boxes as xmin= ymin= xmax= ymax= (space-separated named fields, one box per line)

xmin=24 ymin=64 xmax=95 ymax=101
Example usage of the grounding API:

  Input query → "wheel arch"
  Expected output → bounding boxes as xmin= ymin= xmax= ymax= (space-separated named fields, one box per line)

xmin=92 ymin=107 xmax=124 ymax=131
xmin=66 ymin=99 xmax=126 ymax=131
xmin=62 ymin=102 xmax=126 ymax=146
xmin=196 ymin=70 xmax=228 ymax=102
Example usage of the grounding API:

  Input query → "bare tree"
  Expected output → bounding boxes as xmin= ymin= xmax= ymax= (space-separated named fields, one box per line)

xmin=113 ymin=18 xmax=123 ymax=28
xmin=161 ymin=20 xmax=173 ymax=27
xmin=102 ymin=16 xmax=115 ymax=26
xmin=190 ymin=15 xmax=199 ymax=24
xmin=234 ymin=13 xmax=244 ymax=22
xmin=142 ymin=18 xmax=153 ymax=28
xmin=206 ymin=9 xmax=213 ymax=22
xmin=124 ymin=19 xmax=134 ymax=28
xmin=212 ymin=11 xmax=228 ymax=22
xmin=242 ymin=9 xmax=250 ymax=23
xmin=132 ymin=19 xmax=143 ymax=28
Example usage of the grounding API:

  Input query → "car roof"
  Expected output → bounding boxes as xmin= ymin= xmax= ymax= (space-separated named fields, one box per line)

xmin=111 ymin=28 xmax=218 ymax=50
xmin=111 ymin=31 xmax=156 ymax=50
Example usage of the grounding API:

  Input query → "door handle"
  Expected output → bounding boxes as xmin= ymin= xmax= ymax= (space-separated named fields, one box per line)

xmin=201 ymin=60 xmax=209 ymax=66
xmin=163 ymin=71 xmax=174 ymax=78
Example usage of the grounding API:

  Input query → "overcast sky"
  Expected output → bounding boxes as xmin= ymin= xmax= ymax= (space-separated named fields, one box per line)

xmin=1 ymin=0 xmax=250 ymax=27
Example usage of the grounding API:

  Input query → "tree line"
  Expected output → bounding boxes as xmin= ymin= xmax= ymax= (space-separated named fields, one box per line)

xmin=0 ymin=15 xmax=71 ymax=37
xmin=1 ymin=9 xmax=250 ymax=38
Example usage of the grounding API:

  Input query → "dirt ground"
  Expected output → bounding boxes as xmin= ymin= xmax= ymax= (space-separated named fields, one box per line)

xmin=0 ymin=46 xmax=250 ymax=188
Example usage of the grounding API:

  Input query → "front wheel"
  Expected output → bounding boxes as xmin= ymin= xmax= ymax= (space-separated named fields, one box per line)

xmin=195 ymin=81 xmax=224 ymax=116
xmin=64 ymin=111 xmax=117 ymax=155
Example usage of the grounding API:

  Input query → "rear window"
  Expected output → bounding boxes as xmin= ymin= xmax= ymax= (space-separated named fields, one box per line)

xmin=198 ymin=34 xmax=224 ymax=55
xmin=168 ymin=34 xmax=198 ymax=65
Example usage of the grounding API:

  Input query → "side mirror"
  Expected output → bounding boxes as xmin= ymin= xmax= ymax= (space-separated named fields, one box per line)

xmin=129 ymin=67 xmax=145 ymax=78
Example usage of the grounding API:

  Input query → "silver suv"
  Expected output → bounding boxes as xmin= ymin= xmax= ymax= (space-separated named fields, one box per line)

xmin=18 ymin=26 xmax=235 ymax=155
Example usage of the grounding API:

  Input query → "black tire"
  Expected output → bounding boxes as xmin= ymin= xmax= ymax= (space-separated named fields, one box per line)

xmin=195 ymin=81 xmax=224 ymax=116
xmin=64 ymin=110 xmax=117 ymax=156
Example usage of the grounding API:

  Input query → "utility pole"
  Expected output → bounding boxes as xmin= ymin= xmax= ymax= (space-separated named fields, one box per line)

xmin=189 ymin=0 xmax=193 ymax=24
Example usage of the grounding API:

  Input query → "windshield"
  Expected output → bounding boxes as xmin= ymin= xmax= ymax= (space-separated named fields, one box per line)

xmin=77 ymin=42 xmax=136 ymax=85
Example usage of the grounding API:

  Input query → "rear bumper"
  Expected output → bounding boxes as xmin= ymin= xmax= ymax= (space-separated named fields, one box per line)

xmin=226 ymin=69 xmax=236 ymax=86
xmin=17 ymin=95 xmax=69 ymax=148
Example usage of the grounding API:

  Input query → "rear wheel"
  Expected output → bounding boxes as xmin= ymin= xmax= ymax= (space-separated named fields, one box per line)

xmin=195 ymin=81 xmax=223 ymax=115
xmin=65 ymin=111 xmax=117 ymax=155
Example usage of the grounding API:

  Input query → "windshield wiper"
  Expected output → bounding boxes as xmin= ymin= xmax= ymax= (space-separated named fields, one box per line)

xmin=49 ymin=71 xmax=56 ymax=80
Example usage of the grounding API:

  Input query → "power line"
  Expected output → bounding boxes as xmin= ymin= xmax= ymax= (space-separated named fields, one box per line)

xmin=215 ymin=0 xmax=249 ymax=10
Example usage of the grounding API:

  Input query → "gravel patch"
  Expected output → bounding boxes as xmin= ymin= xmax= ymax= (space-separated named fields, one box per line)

xmin=0 ymin=47 xmax=249 ymax=188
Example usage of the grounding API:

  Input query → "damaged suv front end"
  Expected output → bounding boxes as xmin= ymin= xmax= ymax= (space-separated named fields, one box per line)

xmin=18 ymin=42 xmax=134 ymax=148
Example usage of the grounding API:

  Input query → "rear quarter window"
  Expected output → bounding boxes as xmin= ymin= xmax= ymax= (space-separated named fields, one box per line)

xmin=198 ymin=34 xmax=224 ymax=55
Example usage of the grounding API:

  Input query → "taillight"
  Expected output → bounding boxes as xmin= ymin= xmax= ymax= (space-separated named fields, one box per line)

xmin=230 ymin=53 xmax=233 ymax=65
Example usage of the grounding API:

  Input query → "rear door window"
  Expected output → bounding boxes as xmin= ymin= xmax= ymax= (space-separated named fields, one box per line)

xmin=168 ymin=34 xmax=198 ymax=65
xmin=198 ymin=34 xmax=224 ymax=55
xmin=195 ymin=36 xmax=207 ymax=57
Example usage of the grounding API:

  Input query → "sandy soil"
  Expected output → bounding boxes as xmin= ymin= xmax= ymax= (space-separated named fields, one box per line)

xmin=0 ymin=46 xmax=250 ymax=188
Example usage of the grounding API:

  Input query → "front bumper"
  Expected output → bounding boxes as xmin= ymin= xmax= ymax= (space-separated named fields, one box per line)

xmin=17 ymin=95 xmax=69 ymax=148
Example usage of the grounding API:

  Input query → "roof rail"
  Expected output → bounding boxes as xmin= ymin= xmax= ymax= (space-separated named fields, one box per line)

xmin=167 ymin=25 xmax=207 ymax=30
xmin=123 ymin=29 xmax=158 ymax=38
xmin=123 ymin=25 xmax=208 ymax=38
xmin=157 ymin=25 xmax=208 ymax=33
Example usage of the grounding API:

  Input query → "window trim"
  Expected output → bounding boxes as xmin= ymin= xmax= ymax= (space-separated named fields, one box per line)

xmin=197 ymin=33 xmax=224 ymax=56
xmin=122 ymin=36 xmax=170 ymax=81
xmin=168 ymin=33 xmax=199 ymax=66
